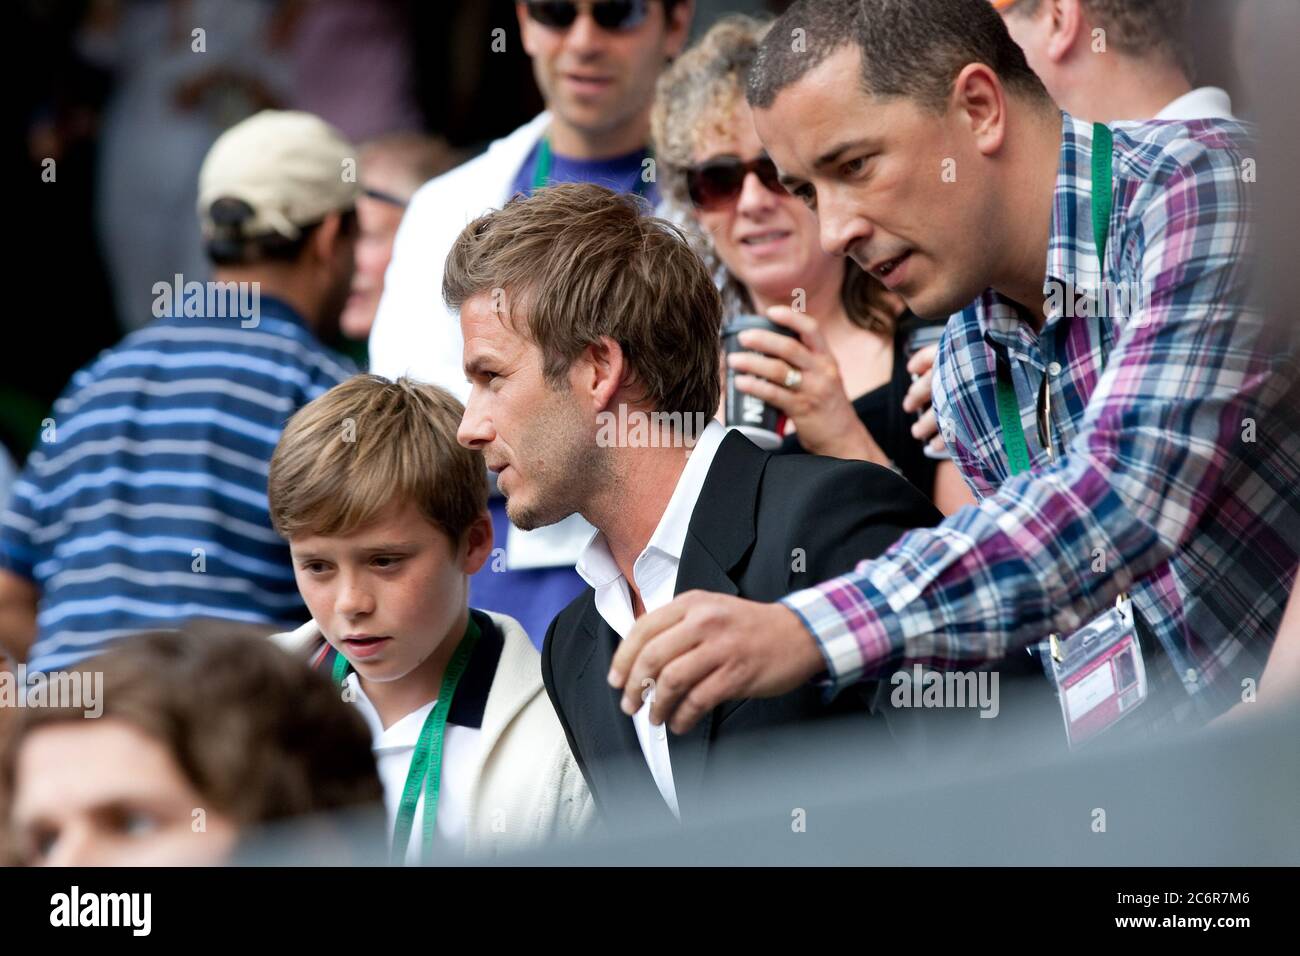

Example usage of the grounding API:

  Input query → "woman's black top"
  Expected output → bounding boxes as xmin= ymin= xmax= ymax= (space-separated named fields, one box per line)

xmin=777 ymin=312 xmax=943 ymax=497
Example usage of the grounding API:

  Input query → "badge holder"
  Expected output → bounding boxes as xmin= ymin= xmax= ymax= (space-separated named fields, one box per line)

xmin=1043 ymin=595 xmax=1148 ymax=747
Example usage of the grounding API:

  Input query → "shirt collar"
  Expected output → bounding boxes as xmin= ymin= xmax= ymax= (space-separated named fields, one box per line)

xmin=334 ymin=610 xmax=502 ymax=740
xmin=348 ymin=675 xmax=433 ymax=752
xmin=156 ymin=291 xmax=309 ymax=331
xmin=575 ymin=418 xmax=727 ymax=590
xmin=1155 ymin=87 xmax=1234 ymax=121
xmin=249 ymin=294 xmax=309 ymax=329
xmin=978 ymin=111 xmax=1100 ymax=354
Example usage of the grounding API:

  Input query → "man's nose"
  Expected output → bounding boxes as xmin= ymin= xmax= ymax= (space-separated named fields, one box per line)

xmin=565 ymin=8 xmax=608 ymax=53
xmin=818 ymin=193 xmax=873 ymax=259
xmin=457 ymin=388 xmax=494 ymax=450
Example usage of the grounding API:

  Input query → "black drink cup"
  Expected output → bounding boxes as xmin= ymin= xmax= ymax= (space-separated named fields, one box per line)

xmin=722 ymin=314 xmax=799 ymax=450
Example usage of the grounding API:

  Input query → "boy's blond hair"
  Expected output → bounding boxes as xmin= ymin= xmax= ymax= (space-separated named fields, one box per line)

xmin=268 ymin=375 xmax=487 ymax=544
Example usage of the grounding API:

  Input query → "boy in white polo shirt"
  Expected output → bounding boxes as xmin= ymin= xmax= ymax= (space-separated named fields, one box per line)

xmin=267 ymin=374 xmax=592 ymax=862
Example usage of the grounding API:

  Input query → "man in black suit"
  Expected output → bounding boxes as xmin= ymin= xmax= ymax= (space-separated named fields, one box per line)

xmin=447 ymin=183 xmax=940 ymax=828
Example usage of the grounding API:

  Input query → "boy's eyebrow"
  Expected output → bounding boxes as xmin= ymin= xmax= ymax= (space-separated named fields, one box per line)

xmin=291 ymin=540 xmax=421 ymax=560
xmin=357 ymin=541 xmax=420 ymax=553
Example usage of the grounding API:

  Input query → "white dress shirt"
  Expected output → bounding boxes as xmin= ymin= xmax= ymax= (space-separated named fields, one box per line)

xmin=1155 ymin=86 xmax=1234 ymax=120
xmin=346 ymin=673 xmax=484 ymax=863
xmin=574 ymin=420 xmax=729 ymax=820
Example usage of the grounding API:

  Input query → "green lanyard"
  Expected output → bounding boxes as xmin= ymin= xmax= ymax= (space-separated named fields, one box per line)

xmin=332 ymin=615 xmax=481 ymax=865
xmin=995 ymin=122 xmax=1113 ymax=476
xmin=531 ymin=135 xmax=654 ymax=197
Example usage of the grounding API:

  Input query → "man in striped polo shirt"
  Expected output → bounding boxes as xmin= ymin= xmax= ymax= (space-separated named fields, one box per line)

xmin=0 ymin=111 xmax=359 ymax=673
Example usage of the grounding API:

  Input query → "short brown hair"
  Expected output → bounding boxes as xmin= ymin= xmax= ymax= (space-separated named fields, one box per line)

xmin=748 ymin=0 xmax=1051 ymax=114
xmin=652 ymin=13 xmax=900 ymax=338
xmin=443 ymin=182 xmax=723 ymax=419
xmin=0 ymin=627 xmax=383 ymax=859
xmin=268 ymin=374 xmax=487 ymax=542
xmin=1006 ymin=0 xmax=1192 ymax=75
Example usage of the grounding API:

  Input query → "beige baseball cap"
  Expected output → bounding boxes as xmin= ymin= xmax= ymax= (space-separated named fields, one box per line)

xmin=197 ymin=110 xmax=360 ymax=240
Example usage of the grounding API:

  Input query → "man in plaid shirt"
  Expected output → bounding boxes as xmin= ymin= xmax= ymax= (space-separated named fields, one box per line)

xmin=607 ymin=0 xmax=1300 ymax=735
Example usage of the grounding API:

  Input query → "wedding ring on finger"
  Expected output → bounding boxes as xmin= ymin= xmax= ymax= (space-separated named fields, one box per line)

xmin=783 ymin=367 xmax=803 ymax=391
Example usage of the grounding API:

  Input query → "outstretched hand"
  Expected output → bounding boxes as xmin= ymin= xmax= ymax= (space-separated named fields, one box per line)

xmin=608 ymin=590 xmax=827 ymax=734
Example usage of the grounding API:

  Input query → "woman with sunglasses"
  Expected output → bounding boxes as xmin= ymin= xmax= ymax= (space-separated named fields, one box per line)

xmin=651 ymin=16 xmax=973 ymax=513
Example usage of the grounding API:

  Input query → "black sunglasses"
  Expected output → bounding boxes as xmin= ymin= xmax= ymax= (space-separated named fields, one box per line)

xmin=685 ymin=155 xmax=787 ymax=210
xmin=526 ymin=0 xmax=652 ymax=32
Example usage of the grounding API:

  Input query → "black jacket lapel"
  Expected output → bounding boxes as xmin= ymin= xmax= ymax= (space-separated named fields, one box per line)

xmin=666 ymin=431 xmax=767 ymax=819
xmin=578 ymin=612 xmax=680 ymax=828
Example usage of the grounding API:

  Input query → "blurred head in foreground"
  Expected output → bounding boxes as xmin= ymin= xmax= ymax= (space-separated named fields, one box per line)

xmin=0 ymin=627 xmax=382 ymax=866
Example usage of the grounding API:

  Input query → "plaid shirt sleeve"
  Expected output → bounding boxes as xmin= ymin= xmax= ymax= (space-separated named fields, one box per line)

xmin=782 ymin=127 xmax=1267 ymax=692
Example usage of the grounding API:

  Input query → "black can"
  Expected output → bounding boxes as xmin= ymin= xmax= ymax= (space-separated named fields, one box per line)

xmin=722 ymin=314 xmax=799 ymax=449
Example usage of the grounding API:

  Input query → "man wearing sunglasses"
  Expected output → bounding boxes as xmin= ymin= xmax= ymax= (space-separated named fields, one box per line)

xmin=368 ymin=1 xmax=692 ymax=644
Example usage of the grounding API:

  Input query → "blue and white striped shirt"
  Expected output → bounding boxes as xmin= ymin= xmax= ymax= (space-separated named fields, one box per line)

xmin=1 ymin=297 xmax=354 ymax=672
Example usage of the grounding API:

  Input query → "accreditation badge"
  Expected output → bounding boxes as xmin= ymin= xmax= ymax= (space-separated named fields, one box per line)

xmin=1048 ymin=595 xmax=1148 ymax=748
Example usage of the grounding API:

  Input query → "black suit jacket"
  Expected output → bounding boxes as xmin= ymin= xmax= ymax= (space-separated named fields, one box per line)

xmin=541 ymin=430 xmax=943 ymax=828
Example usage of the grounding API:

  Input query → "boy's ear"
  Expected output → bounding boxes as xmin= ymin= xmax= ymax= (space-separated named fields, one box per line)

xmin=459 ymin=512 xmax=495 ymax=576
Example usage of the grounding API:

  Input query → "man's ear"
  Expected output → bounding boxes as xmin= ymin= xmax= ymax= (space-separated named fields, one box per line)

xmin=308 ymin=211 xmax=343 ymax=265
xmin=515 ymin=2 xmax=540 ymax=58
xmin=951 ymin=63 xmax=1008 ymax=158
xmin=459 ymin=512 xmax=495 ymax=576
xmin=1045 ymin=0 xmax=1084 ymax=64
xmin=575 ymin=335 xmax=628 ymax=412
xmin=663 ymin=0 xmax=694 ymax=59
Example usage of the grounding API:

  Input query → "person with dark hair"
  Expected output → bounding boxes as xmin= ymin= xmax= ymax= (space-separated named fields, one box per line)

xmin=368 ymin=1 xmax=696 ymax=646
xmin=0 ymin=110 xmax=358 ymax=674
xmin=0 ymin=627 xmax=384 ymax=866
xmin=448 ymin=183 xmax=940 ymax=826
xmin=609 ymin=0 xmax=1299 ymax=746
